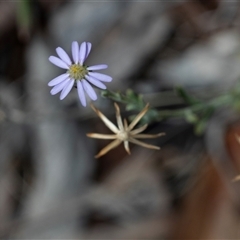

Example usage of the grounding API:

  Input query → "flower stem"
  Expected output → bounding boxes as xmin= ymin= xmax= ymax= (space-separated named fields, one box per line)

xmin=158 ymin=93 xmax=233 ymax=119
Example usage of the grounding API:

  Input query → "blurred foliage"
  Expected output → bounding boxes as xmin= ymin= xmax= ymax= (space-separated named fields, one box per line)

xmin=102 ymin=81 xmax=240 ymax=135
xmin=17 ymin=0 xmax=32 ymax=39
xmin=101 ymin=89 xmax=160 ymax=124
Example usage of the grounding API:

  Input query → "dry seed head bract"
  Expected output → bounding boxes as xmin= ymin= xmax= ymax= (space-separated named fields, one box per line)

xmin=87 ymin=102 xmax=165 ymax=158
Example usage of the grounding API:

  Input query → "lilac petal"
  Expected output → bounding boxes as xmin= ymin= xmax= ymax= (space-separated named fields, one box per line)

xmin=82 ymin=79 xmax=97 ymax=100
xmin=77 ymin=80 xmax=86 ymax=107
xmin=60 ymin=79 xmax=74 ymax=100
xmin=86 ymin=42 xmax=92 ymax=59
xmin=87 ymin=64 xmax=108 ymax=71
xmin=50 ymin=78 xmax=70 ymax=95
xmin=56 ymin=47 xmax=72 ymax=66
xmin=72 ymin=41 xmax=79 ymax=64
xmin=79 ymin=42 xmax=87 ymax=65
xmin=85 ymin=75 xmax=106 ymax=89
xmin=48 ymin=73 xmax=69 ymax=87
xmin=49 ymin=56 xmax=69 ymax=69
xmin=88 ymin=72 xmax=112 ymax=82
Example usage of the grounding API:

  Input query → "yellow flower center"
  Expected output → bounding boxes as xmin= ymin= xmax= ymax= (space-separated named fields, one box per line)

xmin=68 ymin=64 xmax=88 ymax=80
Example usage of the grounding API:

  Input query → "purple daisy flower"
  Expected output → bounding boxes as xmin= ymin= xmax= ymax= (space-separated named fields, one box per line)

xmin=48 ymin=41 xmax=112 ymax=107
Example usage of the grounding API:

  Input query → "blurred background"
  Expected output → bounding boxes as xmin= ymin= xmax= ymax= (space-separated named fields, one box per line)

xmin=1 ymin=0 xmax=240 ymax=239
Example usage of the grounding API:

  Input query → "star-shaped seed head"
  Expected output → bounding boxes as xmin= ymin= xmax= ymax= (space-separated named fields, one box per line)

xmin=87 ymin=103 xmax=165 ymax=158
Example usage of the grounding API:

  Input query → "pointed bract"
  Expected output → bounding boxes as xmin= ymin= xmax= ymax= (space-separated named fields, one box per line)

xmin=87 ymin=103 xmax=165 ymax=158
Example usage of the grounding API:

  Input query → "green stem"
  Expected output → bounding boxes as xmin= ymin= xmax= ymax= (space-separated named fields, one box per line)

xmin=157 ymin=93 xmax=233 ymax=119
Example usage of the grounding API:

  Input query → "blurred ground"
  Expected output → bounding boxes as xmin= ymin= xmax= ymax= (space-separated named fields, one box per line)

xmin=0 ymin=0 xmax=240 ymax=239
